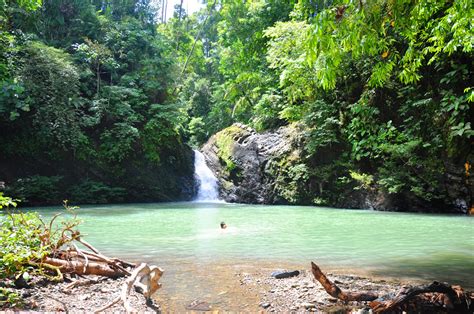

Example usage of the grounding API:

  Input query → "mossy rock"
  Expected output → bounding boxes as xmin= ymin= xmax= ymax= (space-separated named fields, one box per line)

xmin=214 ymin=125 xmax=247 ymax=173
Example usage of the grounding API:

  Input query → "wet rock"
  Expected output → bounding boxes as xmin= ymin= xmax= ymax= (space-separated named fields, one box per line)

xmin=271 ymin=270 xmax=300 ymax=279
xmin=260 ymin=302 xmax=271 ymax=309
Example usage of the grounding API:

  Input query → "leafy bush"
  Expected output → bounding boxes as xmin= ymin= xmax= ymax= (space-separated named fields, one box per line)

xmin=6 ymin=176 xmax=63 ymax=204
xmin=1 ymin=197 xmax=81 ymax=282
xmin=70 ymin=180 xmax=125 ymax=204
xmin=0 ymin=288 xmax=22 ymax=309
xmin=0 ymin=211 xmax=50 ymax=279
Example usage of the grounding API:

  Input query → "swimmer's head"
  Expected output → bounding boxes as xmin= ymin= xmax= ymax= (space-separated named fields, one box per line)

xmin=220 ymin=221 xmax=227 ymax=229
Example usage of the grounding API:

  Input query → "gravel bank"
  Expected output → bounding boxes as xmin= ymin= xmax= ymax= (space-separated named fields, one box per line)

xmin=237 ymin=268 xmax=406 ymax=313
xmin=2 ymin=276 xmax=158 ymax=313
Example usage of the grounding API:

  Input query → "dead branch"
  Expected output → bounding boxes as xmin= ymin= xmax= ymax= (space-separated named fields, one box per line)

xmin=72 ymin=244 xmax=88 ymax=273
xmin=94 ymin=263 xmax=163 ymax=313
xmin=310 ymin=261 xmax=473 ymax=313
xmin=59 ymin=248 xmax=132 ymax=276
xmin=371 ymin=281 xmax=473 ymax=313
xmin=77 ymin=237 xmax=101 ymax=255
xmin=63 ymin=278 xmax=101 ymax=293
xmin=311 ymin=261 xmax=378 ymax=302
xmin=94 ymin=296 xmax=121 ymax=313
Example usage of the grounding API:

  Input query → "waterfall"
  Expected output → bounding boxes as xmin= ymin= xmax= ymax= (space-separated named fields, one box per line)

xmin=194 ymin=150 xmax=220 ymax=201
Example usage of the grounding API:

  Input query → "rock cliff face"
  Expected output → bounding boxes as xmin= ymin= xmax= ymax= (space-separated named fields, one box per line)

xmin=201 ymin=123 xmax=305 ymax=203
xmin=201 ymin=123 xmax=472 ymax=213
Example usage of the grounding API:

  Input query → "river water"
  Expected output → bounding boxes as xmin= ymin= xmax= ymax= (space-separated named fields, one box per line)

xmin=30 ymin=201 xmax=473 ymax=310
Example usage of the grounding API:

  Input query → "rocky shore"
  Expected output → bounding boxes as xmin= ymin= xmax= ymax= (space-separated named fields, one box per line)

xmin=4 ymin=264 xmax=470 ymax=313
xmin=1 ymin=276 xmax=159 ymax=313
xmin=237 ymin=268 xmax=406 ymax=313
xmin=2 ymin=267 xmax=405 ymax=313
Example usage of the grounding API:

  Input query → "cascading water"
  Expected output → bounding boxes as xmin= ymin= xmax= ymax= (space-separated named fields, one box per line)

xmin=194 ymin=149 xmax=220 ymax=201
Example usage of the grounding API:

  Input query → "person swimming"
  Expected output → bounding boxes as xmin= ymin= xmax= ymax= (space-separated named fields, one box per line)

xmin=220 ymin=221 xmax=227 ymax=229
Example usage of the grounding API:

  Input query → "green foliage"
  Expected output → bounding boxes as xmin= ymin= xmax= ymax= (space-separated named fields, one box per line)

xmin=1 ymin=0 xmax=472 ymax=210
xmin=272 ymin=159 xmax=309 ymax=204
xmin=1 ymin=0 xmax=194 ymax=204
xmin=0 ymin=193 xmax=17 ymax=209
xmin=299 ymin=0 xmax=474 ymax=88
xmin=0 ymin=288 xmax=22 ymax=308
xmin=0 ymin=199 xmax=82 ymax=282
xmin=0 ymin=211 xmax=50 ymax=279
xmin=188 ymin=117 xmax=207 ymax=147
xmin=350 ymin=171 xmax=374 ymax=190
xmin=70 ymin=180 xmax=125 ymax=204
xmin=7 ymin=41 xmax=84 ymax=150
xmin=215 ymin=126 xmax=244 ymax=172
xmin=6 ymin=176 xmax=63 ymax=205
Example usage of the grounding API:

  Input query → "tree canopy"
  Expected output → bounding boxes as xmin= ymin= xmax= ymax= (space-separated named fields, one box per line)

xmin=0 ymin=0 xmax=472 ymax=210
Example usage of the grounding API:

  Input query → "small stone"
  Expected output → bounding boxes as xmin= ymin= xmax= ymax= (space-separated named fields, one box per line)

xmin=260 ymin=302 xmax=271 ymax=309
xmin=186 ymin=300 xmax=211 ymax=311
xmin=300 ymin=302 xmax=316 ymax=309
xmin=78 ymin=295 xmax=89 ymax=301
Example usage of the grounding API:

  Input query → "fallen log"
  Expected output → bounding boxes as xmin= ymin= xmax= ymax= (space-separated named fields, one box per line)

xmin=310 ymin=261 xmax=474 ymax=313
xmin=43 ymin=257 xmax=128 ymax=278
xmin=310 ymin=261 xmax=378 ymax=301
xmin=370 ymin=282 xmax=473 ymax=313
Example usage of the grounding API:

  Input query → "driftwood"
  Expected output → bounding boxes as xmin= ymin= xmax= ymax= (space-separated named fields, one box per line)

xmin=37 ymin=238 xmax=163 ymax=313
xmin=370 ymin=282 xmax=473 ymax=313
xmin=43 ymin=257 xmax=127 ymax=278
xmin=311 ymin=261 xmax=473 ymax=313
xmin=94 ymin=263 xmax=164 ymax=313
xmin=310 ymin=261 xmax=378 ymax=301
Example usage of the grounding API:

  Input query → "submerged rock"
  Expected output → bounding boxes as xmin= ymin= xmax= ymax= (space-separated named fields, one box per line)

xmin=186 ymin=300 xmax=212 ymax=311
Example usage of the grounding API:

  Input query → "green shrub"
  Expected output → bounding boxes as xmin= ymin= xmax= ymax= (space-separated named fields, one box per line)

xmin=70 ymin=180 xmax=125 ymax=204
xmin=0 ymin=211 xmax=50 ymax=279
xmin=6 ymin=176 xmax=63 ymax=204
xmin=1 ymin=197 xmax=81 ymax=282
xmin=0 ymin=288 xmax=22 ymax=309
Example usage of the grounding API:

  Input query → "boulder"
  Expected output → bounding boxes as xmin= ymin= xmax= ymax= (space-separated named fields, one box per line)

xmin=201 ymin=123 xmax=304 ymax=204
